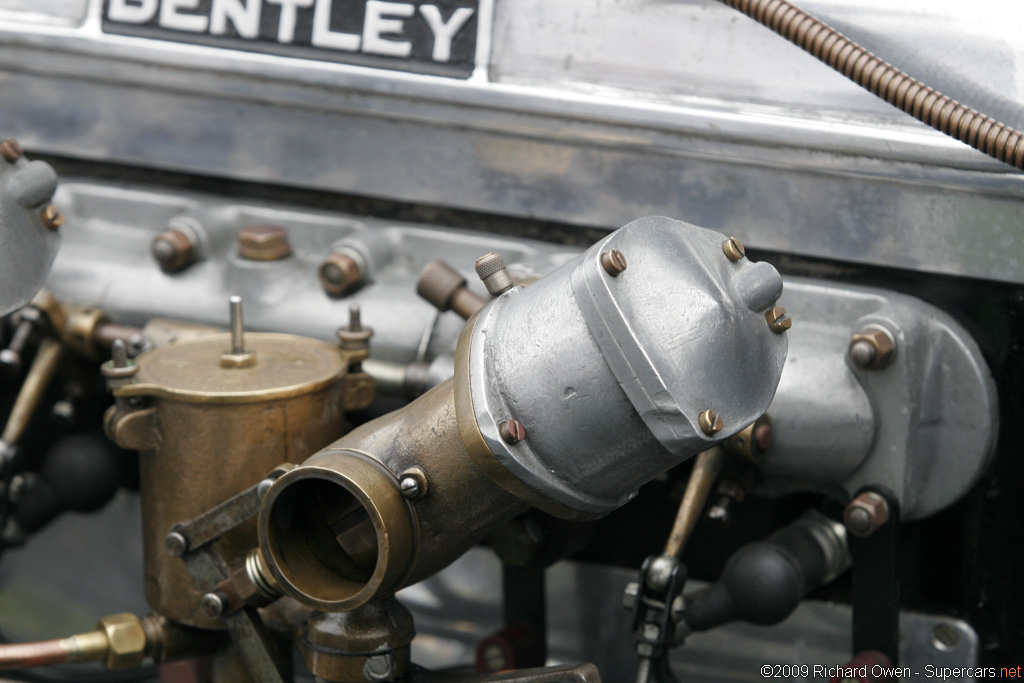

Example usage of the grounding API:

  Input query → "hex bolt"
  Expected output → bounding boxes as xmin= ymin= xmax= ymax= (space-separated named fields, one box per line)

xmin=238 ymin=224 xmax=291 ymax=261
xmin=165 ymin=531 xmax=189 ymax=557
xmin=698 ymin=409 xmax=723 ymax=436
xmin=765 ymin=306 xmax=792 ymax=334
xmin=722 ymin=237 xmax=746 ymax=262
xmin=40 ymin=204 xmax=64 ymax=231
xmin=363 ymin=653 xmax=396 ymax=682
xmin=600 ymin=249 xmax=627 ymax=276
xmin=200 ymin=592 xmax=227 ymax=619
xmin=848 ymin=328 xmax=895 ymax=370
xmin=499 ymin=418 xmax=526 ymax=445
xmin=0 ymin=138 xmax=22 ymax=163
xmin=932 ymin=623 xmax=961 ymax=651
xmin=475 ymin=252 xmax=515 ymax=296
xmin=843 ymin=491 xmax=890 ymax=538
xmin=151 ymin=229 xmax=197 ymax=272
xmin=319 ymin=251 xmax=364 ymax=297
xmin=398 ymin=467 xmax=428 ymax=500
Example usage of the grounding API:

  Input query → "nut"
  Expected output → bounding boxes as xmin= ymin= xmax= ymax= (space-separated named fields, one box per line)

xmin=319 ymin=252 xmax=363 ymax=297
xmin=97 ymin=613 xmax=147 ymax=670
xmin=238 ymin=224 xmax=291 ymax=261
xmin=765 ymin=306 xmax=791 ymax=334
xmin=722 ymin=237 xmax=745 ymax=262
xmin=849 ymin=328 xmax=895 ymax=370
xmin=40 ymin=204 xmax=64 ymax=231
xmin=152 ymin=229 xmax=196 ymax=272
xmin=499 ymin=419 xmax=525 ymax=445
xmin=698 ymin=409 xmax=723 ymax=436
xmin=843 ymin=491 xmax=890 ymax=538
xmin=0 ymin=138 xmax=22 ymax=163
xmin=600 ymin=249 xmax=627 ymax=276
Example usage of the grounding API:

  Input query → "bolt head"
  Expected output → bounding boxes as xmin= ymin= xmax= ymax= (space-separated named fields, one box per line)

xmin=165 ymin=531 xmax=188 ymax=557
xmin=623 ymin=581 xmax=640 ymax=610
xmin=257 ymin=478 xmax=274 ymax=500
xmin=600 ymin=249 xmax=627 ymax=276
xmin=698 ymin=409 xmax=723 ymax=436
xmin=843 ymin=491 xmax=890 ymax=537
xmin=363 ymin=653 xmax=396 ymax=682
xmin=238 ymin=224 xmax=291 ymax=261
xmin=151 ymin=229 xmax=196 ymax=271
xmin=201 ymin=592 xmax=226 ymax=618
xmin=722 ymin=237 xmax=745 ymax=262
xmin=319 ymin=252 xmax=363 ymax=296
xmin=849 ymin=328 xmax=895 ymax=370
xmin=40 ymin=204 xmax=64 ymax=230
xmin=0 ymin=138 xmax=22 ymax=163
xmin=499 ymin=419 xmax=526 ymax=445
xmin=765 ymin=306 xmax=791 ymax=334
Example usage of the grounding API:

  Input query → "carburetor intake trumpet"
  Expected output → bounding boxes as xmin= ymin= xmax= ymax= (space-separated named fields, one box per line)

xmin=258 ymin=217 xmax=790 ymax=612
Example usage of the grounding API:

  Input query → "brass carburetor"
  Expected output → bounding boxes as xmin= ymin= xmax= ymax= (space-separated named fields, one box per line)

xmin=104 ymin=298 xmax=374 ymax=630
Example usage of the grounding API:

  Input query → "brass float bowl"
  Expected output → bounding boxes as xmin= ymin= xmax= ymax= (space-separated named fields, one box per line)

xmin=108 ymin=333 xmax=358 ymax=629
xmin=258 ymin=452 xmax=416 ymax=613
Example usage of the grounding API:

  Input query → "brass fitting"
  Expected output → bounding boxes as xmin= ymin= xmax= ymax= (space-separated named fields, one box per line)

xmin=238 ymin=224 xmax=291 ymax=261
xmin=96 ymin=614 xmax=148 ymax=670
xmin=320 ymin=251 xmax=365 ymax=297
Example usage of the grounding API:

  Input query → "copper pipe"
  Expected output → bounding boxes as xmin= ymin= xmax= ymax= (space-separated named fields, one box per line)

xmin=719 ymin=0 xmax=1024 ymax=172
xmin=0 ymin=631 xmax=107 ymax=670
xmin=663 ymin=446 xmax=724 ymax=558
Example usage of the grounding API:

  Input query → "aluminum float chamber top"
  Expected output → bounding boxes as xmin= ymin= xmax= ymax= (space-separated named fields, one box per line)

xmin=460 ymin=216 xmax=788 ymax=516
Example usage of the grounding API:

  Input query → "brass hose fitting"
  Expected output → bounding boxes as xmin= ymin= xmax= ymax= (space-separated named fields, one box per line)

xmin=719 ymin=0 xmax=1024 ymax=172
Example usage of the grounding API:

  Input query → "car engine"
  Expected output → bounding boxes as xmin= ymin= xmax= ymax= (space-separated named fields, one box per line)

xmin=0 ymin=1 xmax=1020 ymax=682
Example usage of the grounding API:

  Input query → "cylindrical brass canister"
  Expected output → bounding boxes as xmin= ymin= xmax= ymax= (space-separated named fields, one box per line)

xmin=109 ymin=333 xmax=353 ymax=629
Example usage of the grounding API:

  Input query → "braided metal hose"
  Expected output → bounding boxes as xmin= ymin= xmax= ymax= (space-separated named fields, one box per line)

xmin=719 ymin=0 xmax=1024 ymax=171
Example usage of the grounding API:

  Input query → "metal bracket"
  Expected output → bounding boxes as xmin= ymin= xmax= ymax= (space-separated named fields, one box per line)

xmin=168 ymin=464 xmax=294 ymax=683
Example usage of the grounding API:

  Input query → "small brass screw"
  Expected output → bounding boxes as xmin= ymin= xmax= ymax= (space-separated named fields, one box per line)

xmin=723 ymin=237 xmax=745 ymax=262
xmin=600 ymin=249 xmax=627 ymax=277
xmin=500 ymin=419 xmax=526 ymax=445
xmin=40 ymin=204 xmax=64 ymax=230
xmin=698 ymin=409 xmax=723 ymax=436
xmin=0 ymin=138 xmax=22 ymax=163
xmin=765 ymin=306 xmax=791 ymax=334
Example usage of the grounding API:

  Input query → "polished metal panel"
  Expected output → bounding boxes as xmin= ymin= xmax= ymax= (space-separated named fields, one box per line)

xmin=467 ymin=217 xmax=787 ymax=514
xmin=0 ymin=2 xmax=1022 ymax=282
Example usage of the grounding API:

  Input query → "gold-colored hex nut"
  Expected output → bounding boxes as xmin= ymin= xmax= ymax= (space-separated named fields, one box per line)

xmin=843 ymin=492 xmax=890 ymax=538
xmin=238 ymin=224 xmax=291 ymax=261
xmin=849 ymin=328 xmax=895 ymax=370
xmin=97 ymin=613 xmax=148 ymax=670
